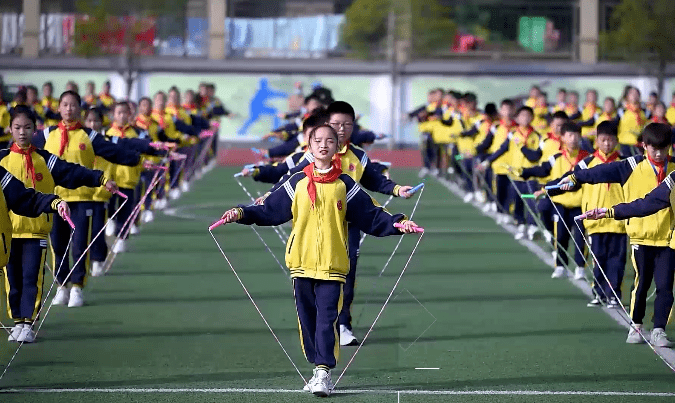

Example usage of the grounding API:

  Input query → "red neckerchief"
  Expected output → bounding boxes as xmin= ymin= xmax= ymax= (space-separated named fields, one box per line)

xmin=111 ymin=123 xmax=130 ymax=138
xmin=182 ymin=103 xmax=198 ymax=115
xmin=135 ymin=114 xmax=151 ymax=130
xmin=84 ymin=94 xmax=96 ymax=105
xmin=670 ymin=103 xmax=675 ymax=109
xmin=10 ymin=143 xmax=38 ymax=188
xmin=499 ymin=119 xmax=515 ymax=129
xmin=515 ymin=125 xmax=534 ymax=143
xmin=565 ymin=104 xmax=579 ymax=115
xmin=546 ymin=132 xmax=560 ymax=142
xmin=594 ymin=149 xmax=620 ymax=189
xmin=152 ymin=109 xmax=165 ymax=128
xmin=57 ymin=120 xmax=82 ymax=157
xmin=302 ymin=161 xmax=342 ymax=206
xmin=99 ymin=93 xmax=113 ymax=103
xmin=165 ymin=105 xmax=179 ymax=117
xmin=562 ymin=148 xmax=589 ymax=167
xmin=584 ymin=103 xmax=597 ymax=115
xmin=626 ymin=103 xmax=643 ymax=126
xmin=651 ymin=116 xmax=668 ymax=124
xmin=647 ymin=155 xmax=667 ymax=183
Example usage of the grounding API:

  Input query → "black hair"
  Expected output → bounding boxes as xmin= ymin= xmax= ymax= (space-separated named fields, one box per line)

xmin=26 ymin=85 xmax=38 ymax=93
xmin=326 ymin=101 xmax=355 ymax=121
xmin=59 ymin=90 xmax=82 ymax=107
xmin=560 ymin=122 xmax=581 ymax=135
xmin=500 ymin=99 xmax=514 ymax=108
xmin=449 ymin=91 xmax=462 ymax=100
xmin=168 ymin=86 xmax=180 ymax=94
xmin=568 ymin=90 xmax=579 ymax=98
xmin=104 ymin=80 xmax=111 ymax=87
xmin=303 ymin=108 xmax=329 ymax=130
xmin=84 ymin=106 xmax=104 ymax=121
xmin=516 ymin=106 xmax=534 ymax=116
xmin=113 ymin=101 xmax=130 ymax=112
xmin=587 ymin=89 xmax=598 ymax=96
xmin=641 ymin=123 xmax=672 ymax=149
xmin=9 ymin=105 xmax=37 ymax=127
xmin=484 ymin=103 xmax=498 ymax=117
xmin=139 ymin=96 xmax=152 ymax=105
xmin=304 ymin=94 xmax=321 ymax=105
xmin=557 ymin=88 xmax=567 ymax=94
xmin=530 ymin=85 xmax=541 ymax=91
xmin=13 ymin=89 xmax=27 ymax=104
xmin=43 ymin=81 xmax=53 ymax=89
xmin=650 ymin=91 xmax=658 ymax=98
xmin=308 ymin=124 xmax=338 ymax=142
xmin=463 ymin=92 xmax=477 ymax=104
xmin=551 ymin=111 xmax=569 ymax=121
xmin=604 ymin=96 xmax=616 ymax=105
xmin=596 ymin=121 xmax=618 ymax=137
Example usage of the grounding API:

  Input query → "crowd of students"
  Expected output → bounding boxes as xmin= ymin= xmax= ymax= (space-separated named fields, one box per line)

xmin=408 ymin=84 xmax=675 ymax=351
xmin=0 ymin=79 xmax=229 ymax=343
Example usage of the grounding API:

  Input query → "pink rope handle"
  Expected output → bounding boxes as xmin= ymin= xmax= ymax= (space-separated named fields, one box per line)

xmin=63 ymin=214 xmax=75 ymax=230
xmin=394 ymin=222 xmax=424 ymax=233
xmin=209 ymin=219 xmax=225 ymax=231
xmin=114 ymin=190 xmax=128 ymax=199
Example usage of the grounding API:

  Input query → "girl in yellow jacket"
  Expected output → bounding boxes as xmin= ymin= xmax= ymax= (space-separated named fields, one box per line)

xmin=3 ymin=106 xmax=116 ymax=342
xmin=218 ymin=125 xmax=419 ymax=397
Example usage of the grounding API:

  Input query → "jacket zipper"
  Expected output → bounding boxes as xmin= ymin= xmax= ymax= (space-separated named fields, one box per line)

xmin=1 ymin=233 xmax=7 ymax=255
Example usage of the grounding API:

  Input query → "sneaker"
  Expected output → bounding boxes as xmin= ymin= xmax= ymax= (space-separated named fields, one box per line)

xmin=180 ymin=181 xmax=190 ymax=193
xmin=16 ymin=325 xmax=36 ymax=343
xmin=340 ymin=325 xmax=359 ymax=346
xmin=155 ymin=198 xmax=168 ymax=210
xmin=105 ymin=221 xmax=116 ymax=237
xmin=169 ymin=188 xmax=181 ymax=200
xmin=462 ymin=192 xmax=474 ymax=203
xmin=490 ymin=203 xmax=498 ymax=213
xmin=543 ymin=231 xmax=553 ymax=243
xmin=606 ymin=298 xmax=621 ymax=309
xmin=482 ymin=202 xmax=493 ymax=213
xmin=68 ymin=286 xmax=84 ymax=308
xmin=626 ymin=325 xmax=646 ymax=344
xmin=447 ymin=167 xmax=455 ymax=175
xmin=430 ymin=168 xmax=439 ymax=176
xmin=573 ymin=266 xmax=585 ymax=280
xmin=129 ymin=224 xmax=140 ymax=235
xmin=551 ymin=266 xmax=566 ymax=278
xmin=91 ymin=261 xmax=105 ymax=277
xmin=8 ymin=323 xmax=25 ymax=341
xmin=141 ymin=210 xmax=154 ymax=223
xmin=309 ymin=368 xmax=332 ymax=397
xmin=587 ymin=298 xmax=604 ymax=307
xmin=52 ymin=286 xmax=70 ymax=306
xmin=514 ymin=224 xmax=526 ymax=240
xmin=651 ymin=328 xmax=673 ymax=348
xmin=527 ymin=225 xmax=538 ymax=241
xmin=474 ymin=191 xmax=486 ymax=204
xmin=112 ymin=239 xmax=125 ymax=254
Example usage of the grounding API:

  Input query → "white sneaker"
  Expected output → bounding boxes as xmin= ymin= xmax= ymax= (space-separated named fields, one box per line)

xmin=463 ymin=192 xmax=474 ymax=203
xmin=8 ymin=323 xmax=25 ymax=341
xmin=490 ymin=203 xmax=498 ymax=212
xmin=68 ymin=286 xmax=84 ymax=308
xmin=527 ymin=225 xmax=538 ymax=241
xmin=52 ymin=286 xmax=70 ymax=306
xmin=418 ymin=167 xmax=429 ymax=178
xmin=482 ymin=202 xmax=492 ymax=213
xmin=543 ymin=231 xmax=553 ymax=243
xmin=339 ymin=324 xmax=358 ymax=346
xmin=447 ymin=167 xmax=455 ymax=175
xmin=155 ymin=198 xmax=168 ymax=210
xmin=180 ymin=181 xmax=190 ymax=193
xmin=91 ymin=261 xmax=105 ymax=277
xmin=474 ymin=191 xmax=486 ymax=204
xmin=651 ymin=328 xmax=673 ymax=348
xmin=105 ymin=221 xmax=116 ymax=237
xmin=112 ymin=240 xmax=126 ymax=254
xmin=141 ymin=210 xmax=154 ymax=223
xmin=169 ymin=188 xmax=181 ymax=200
xmin=309 ymin=368 xmax=332 ymax=397
xmin=430 ymin=168 xmax=439 ymax=176
xmin=626 ymin=325 xmax=646 ymax=344
xmin=587 ymin=298 xmax=603 ymax=307
xmin=606 ymin=298 xmax=621 ymax=309
xmin=514 ymin=224 xmax=526 ymax=240
xmin=129 ymin=224 xmax=140 ymax=235
xmin=573 ymin=266 xmax=585 ymax=280
xmin=16 ymin=325 xmax=36 ymax=343
xmin=551 ymin=266 xmax=566 ymax=278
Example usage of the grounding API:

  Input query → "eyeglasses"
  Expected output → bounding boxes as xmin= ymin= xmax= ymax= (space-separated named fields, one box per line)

xmin=328 ymin=121 xmax=353 ymax=129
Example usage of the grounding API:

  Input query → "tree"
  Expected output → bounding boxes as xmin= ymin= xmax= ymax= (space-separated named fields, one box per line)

xmin=341 ymin=0 xmax=456 ymax=60
xmin=601 ymin=0 xmax=675 ymax=98
xmin=73 ymin=0 xmax=188 ymax=99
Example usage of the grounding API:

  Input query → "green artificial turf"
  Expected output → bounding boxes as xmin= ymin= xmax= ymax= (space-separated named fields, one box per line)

xmin=0 ymin=167 xmax=672 ymax=403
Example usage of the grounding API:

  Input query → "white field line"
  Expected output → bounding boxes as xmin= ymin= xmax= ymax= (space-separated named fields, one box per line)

xmin=1 ymin=388 xmax=674 ymax=397
xmin=433 ymin=176 xmax=675 ymax=369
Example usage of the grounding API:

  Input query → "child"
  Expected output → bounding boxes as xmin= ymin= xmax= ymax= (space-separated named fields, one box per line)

xmin=617 ymin=87 xmax=646 ymax=156
xmin=650 ymin=101 xmax=669 ymax=125
xmin=578 ymin=89 xmax=599 ymax=150
xmin=457 ymin=93 xmax=482 ymax=201
xmin=559 ymin=123 xmax=675 ymax=345
xmin=218 ymin=124 xmax=419 ymax=396
xmin=33 ymin=90 xmax=143 ymax=307
xmin=572 ymin=121 xmax=626 ymax=308
xmin=667 ymin=92 xmax=675 ymax=125
xmin=2 ymin=106 xmax=116 ymax=341
xmin=520 ymin=122 xmax=589 ymax=279
xmin=408 ymin=88 xmax=443 ymax=177
xmin=482 ymin=106 xmax=542 ymax=239
xmin=564 ymin=91 xmax=581 ymax=121
xmin=532 ymin=92 xmax=550 ymax=133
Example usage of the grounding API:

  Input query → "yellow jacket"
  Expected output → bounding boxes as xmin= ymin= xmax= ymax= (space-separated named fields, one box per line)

xmin=576 ymin=152 xmax=626 ymax=235
xmin=432 ymin=107 xmax=463 ymax=145
xmin=487 ymin=126 xmax=542 ymax=178
xmin=488 ymin=120 xmax=514 ymax=175
xmin=0 ymin=147 xmax=105 ymax=239
xmin=618 ymin=106 xmax=646 ymax=146
xmin=521 ymin=149 xmax=590 ymax=208
xmin=106 ymin=125 xmax=144 ymax=190
xmin=238 ymin=169 xmax=405 ymax=282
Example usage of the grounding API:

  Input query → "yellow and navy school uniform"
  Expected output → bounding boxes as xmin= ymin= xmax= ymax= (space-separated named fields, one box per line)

xmin=98 ymin=93 xmax=115 ymax=126
xmin=571 ymin=155 xmax=675 ymax=326
xmin=521 ymin=149 xmax=590 ymax=268
xmin=667 ymin=103 xmax=675 ymax=126
xmin=486 ymin=125 xmax=542 ymax=225
xmin=409 ymin=102 xmax=441 ymax=170
xmin=577 ymin=103 xmax=599 ymax=150
xmin=455 ymin=111 xmax=483 ymax=193
xmin=603 ymin=170 xmax=675 ymax=328
xmin=0 ymin=102 xmax=10 ymax=133
xmin=236 ymin=165 xmax=406 ymax=368
xmin=478 ymin=119 xmax=515 ymax=214
xmin=41 ymin=96 xmax=60 ymax=127
xmin=0 ymin=166 xmax=63 ymax=268
xmin=525 ymin=97 xmax=536 ymax=109
xmin=135 ymin=114 xmax=164 ymax=210
xmin=573 ymin=150 xmax=627 ymax=301
xmin=564 ymin=104 xmax=581 ymax=121
xmin=532 ymin=104 xmax=550 ymax=133
xmin=253 ymin=149 xmax=306 ymax=184
xmin=432 ymin=106 xmax=463 ymax=173
xmin=0 ymin=145 xmax=105 ymax=321
xmin=617 ymin=104 xmax=646 ymax=155
xmin=34 ymin=122 xmax=141 ymax=288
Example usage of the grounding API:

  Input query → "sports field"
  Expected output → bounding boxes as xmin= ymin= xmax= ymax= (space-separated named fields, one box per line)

xmin=1 ymin=167 xmax=674 ymax=402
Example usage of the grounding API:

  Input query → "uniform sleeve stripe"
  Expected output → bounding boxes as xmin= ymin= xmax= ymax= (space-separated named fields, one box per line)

xmin=43 ymin=127 xmax=50 ymax=140
xmin=346 ymin=183 xmax=361 ymax=203
xmin=47 ymin=155 xmax=57 ymax=171
xmin=89 ymin=130 xmax=98 ymax=141
xmin=628 ymin=156 xmax=637 ymax=170
xmin=111 ymin=136 xmax=119 ymax=144
xmin=548 ymin=156 xmax=556 ymax=166
xmin=285 ymin=155 xmax=295 ymax=169
xmin=305 ymin=153 xmax=314 ymax=162
xmin=666 ymin=176 xmax=675 ymax=190
xmin=283 ymin=180 xmax=295 ymax=200
xmin=1 ymin=172 xmax=12 ymax=190
xmin=578 ymin=160 xmax=587 ymax=170
xmin=360 ymin=153 xmax=368 ymax=167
